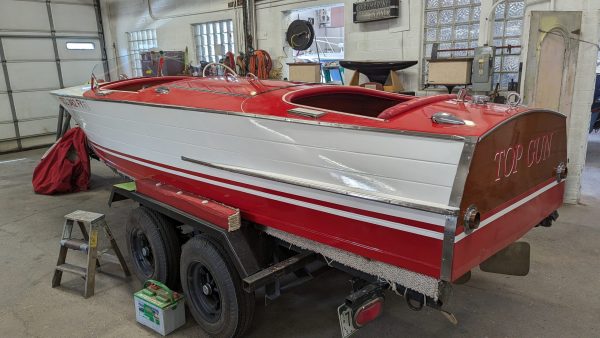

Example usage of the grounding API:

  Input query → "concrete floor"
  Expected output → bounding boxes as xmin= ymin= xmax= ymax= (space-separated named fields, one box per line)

xmin=1 ymin=135 xmax=599 ymax=338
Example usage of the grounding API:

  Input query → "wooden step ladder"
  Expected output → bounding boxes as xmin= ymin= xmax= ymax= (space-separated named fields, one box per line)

xmin=51 ymin=210 xmax=130 ymax=298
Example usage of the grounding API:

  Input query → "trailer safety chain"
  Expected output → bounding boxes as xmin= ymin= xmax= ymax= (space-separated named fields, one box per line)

xmin=386 ymin=279 xmax=426 ymax=311
xmin=404 ymin=289 xmax=426 ymax=311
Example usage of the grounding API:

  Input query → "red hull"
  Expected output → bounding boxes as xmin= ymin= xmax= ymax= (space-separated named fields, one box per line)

xmin=453 ymin=179 xmax=564 ymax=278
xmin=94 ymin=144 xmax=444 ymax=277
xmin=93 ymin=142 xmax=563 ymax=280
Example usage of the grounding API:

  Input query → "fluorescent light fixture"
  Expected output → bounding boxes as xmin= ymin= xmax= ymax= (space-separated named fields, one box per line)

xmin=66 ymin=42 xmax=95 ymax=50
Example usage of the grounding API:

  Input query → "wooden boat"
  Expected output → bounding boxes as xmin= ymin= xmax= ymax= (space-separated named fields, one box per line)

xmin=51 ymin=75 xmax=567 ymax=300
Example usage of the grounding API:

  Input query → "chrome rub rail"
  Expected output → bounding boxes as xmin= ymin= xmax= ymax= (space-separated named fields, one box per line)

xmin=181 ymin=156 xmax=460 ymax=216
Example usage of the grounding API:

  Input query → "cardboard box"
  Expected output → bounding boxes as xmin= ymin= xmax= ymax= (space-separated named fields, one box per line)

xmin=288 ymin=63 xmax=321 ymax=83
xmin=427 ymin=58 xmax=473 ymax=85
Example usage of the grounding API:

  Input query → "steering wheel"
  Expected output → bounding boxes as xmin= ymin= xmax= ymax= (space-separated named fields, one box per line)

xmin=202 ymin=62 xmax=238 ymax=77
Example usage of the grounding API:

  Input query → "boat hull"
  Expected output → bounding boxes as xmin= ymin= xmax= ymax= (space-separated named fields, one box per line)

xmin=57 ymin=95 xmax=463 ymax=279
xmin=93 ymin=143 xmax=446 ymax=277
xmin=54 ymin=93 xmax=566 ymax=285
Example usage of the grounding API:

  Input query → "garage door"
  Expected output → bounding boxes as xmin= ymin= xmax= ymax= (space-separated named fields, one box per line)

xmin=0 ymin=0 xmax=107 ymax=153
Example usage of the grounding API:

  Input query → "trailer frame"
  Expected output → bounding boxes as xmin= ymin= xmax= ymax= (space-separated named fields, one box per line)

xmin=108 ymin=182 xmax=450 ymax=336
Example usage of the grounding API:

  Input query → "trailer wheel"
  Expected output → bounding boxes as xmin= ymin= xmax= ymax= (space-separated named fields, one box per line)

xmin=181 ymin=235 xmax=255 ymax=338
xmin=126 ymin=206 xmax=181 ymax=288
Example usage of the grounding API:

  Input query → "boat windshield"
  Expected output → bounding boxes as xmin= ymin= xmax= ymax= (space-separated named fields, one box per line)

xmin=92 ymin=53 xmax=190 ymax=84
xmin=90 ymin=53 xmax=304 ymax=96
xmin=90 ymin=53 xmax=240 ymax=92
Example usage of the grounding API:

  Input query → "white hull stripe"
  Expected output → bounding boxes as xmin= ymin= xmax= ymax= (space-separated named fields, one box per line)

xmin=454 ymin=180 xmax=560 ymax=243
xmin=100 ymin=147 xmax=446 ymax=240
xmin=99 ymin=146 xmax=559 ymax=244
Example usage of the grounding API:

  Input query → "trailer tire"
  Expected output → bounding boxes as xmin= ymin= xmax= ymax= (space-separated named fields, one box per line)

xmin=181 ymin=235 xmax=255 ymax=338
xmin=126 ymin=206 xmax=181 ymax=288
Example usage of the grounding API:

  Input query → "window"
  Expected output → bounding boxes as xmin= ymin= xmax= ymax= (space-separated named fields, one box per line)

xmin=423 ymin=0 xmax=525 ymax=90
xmin=192 ymin=20 xmax=235 ymax=63
xmin=66 ymin=42 xmax=95 ymax=50
xmin=127 ymin=29 xmax=158 ymax=77
xmin=423 ymin=0 xmax=482 ymax=85
xmin=285 ymin=5 xmax=345 ymax=63
xmin=492 ymin=0 xmax=525 ymax=89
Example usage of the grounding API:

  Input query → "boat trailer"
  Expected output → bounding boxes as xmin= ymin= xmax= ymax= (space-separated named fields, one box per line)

xmin=108 ymin=182 xmax=453 ymax=337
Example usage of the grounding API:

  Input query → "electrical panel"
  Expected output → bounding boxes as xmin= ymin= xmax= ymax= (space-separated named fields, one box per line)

xmin=471 ymin=46 xmax=495 ymax=92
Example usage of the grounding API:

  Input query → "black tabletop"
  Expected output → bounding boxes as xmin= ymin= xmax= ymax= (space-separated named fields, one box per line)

xmin=339 ymin=60 xmax=418 ymax=83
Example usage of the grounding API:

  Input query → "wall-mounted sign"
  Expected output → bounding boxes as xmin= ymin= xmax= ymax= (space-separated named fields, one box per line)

xmin=353 ymin=0 xmax=400 ymax=23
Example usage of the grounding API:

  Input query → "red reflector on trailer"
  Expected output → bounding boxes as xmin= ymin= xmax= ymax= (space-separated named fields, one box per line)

xmin=353 ymin=297 xmax=384 ymax=327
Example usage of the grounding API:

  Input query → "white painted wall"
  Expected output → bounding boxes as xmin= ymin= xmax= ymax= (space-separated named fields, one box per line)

xmin=100 ymin=0 xmax=240 ymax=77
xmin=100 ymin=0 xmax=600 ymax=203
xmin=255 ymin=0 xmax=416 ymax=84
xmin=101 ymin=0 xmax=419 ymax=85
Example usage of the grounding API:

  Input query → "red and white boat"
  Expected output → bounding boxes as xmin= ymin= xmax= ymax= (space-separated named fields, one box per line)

xmin=51 ymin=74 xmax=567 ymax=301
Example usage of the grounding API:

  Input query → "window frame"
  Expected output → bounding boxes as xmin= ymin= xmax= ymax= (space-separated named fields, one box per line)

xmin=66 ymin=42 xmax=95 ymax=50
xmin=492 ymin=0 xmax=525 ymax=90
xmin=191 ymin=20 xmax=235 ymax=64
xmin=422 ymin=0 xmax=482 ymax=89
xmin=127 ymin=29 xmax=158 ymax=77
xmin=421 ymin=0 xmax=526 ymax=90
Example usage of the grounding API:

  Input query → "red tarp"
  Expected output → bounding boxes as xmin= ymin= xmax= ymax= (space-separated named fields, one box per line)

xmin=32 ymin=127 xmax=90 ymax=195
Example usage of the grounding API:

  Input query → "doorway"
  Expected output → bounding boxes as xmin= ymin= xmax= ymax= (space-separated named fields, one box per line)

xmin=523 ymin=11 xmax=581 ymax=118
xmin=0 ymin=0 xmax=106 ymax=153
xmin=523 ymin=11 xmax=586 ymax=203
xmin=532 ymin=30 xmax=567 ymax=111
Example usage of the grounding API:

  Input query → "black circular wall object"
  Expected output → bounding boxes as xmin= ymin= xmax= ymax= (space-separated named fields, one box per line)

xmin=286 ymin=19 xmax=315 ymax=51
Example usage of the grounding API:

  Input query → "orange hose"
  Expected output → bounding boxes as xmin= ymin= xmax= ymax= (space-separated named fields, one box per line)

xmin=248 ymin=50 xmax=272 ymax=79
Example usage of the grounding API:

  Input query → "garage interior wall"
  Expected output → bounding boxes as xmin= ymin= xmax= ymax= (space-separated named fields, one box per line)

xmin=0 ymin=0 xmax=107 ymax=153
xmin=86 ymin=0 xmax=600 ymax=203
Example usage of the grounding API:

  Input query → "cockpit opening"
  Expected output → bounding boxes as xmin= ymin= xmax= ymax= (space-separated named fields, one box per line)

xmin=288 ymin=87 xmax=413 ymax=118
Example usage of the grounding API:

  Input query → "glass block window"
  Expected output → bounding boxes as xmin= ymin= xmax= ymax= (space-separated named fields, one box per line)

xmin=492 ymin=0 xmax=525 ymax=89
xmin=127 ymin=29 xmax=158 ymax=77
xmin=192 ymin=20 xmax=235 ymax=63
xmin=423 ymin=0 xmax=482 ymax=85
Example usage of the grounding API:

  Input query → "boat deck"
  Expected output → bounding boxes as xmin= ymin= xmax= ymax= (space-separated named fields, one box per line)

xmin=73 ymin=76 xmax=533 ymax=139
